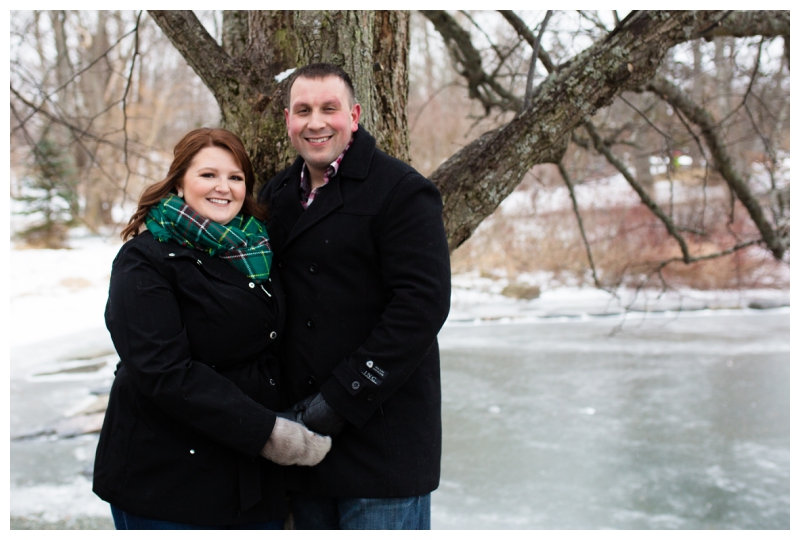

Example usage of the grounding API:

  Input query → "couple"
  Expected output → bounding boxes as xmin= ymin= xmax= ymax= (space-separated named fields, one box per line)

xmin=92 ymin=63 xmax=451 ymax=530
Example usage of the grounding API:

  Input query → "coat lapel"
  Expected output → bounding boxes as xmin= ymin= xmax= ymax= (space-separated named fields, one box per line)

xmin=273 ymin=127 xmax=375 ymax=251
xmin=271 ymin=172 xmax=304 ymax=244
xmin=283 ymin=176 xmax=343 ymax=249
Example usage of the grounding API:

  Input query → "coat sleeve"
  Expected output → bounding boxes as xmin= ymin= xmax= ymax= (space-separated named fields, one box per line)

xmin=105 ymin=239 xmax=276 ymax=457
xmin=319 ymin=173 xmax=451 ymax=427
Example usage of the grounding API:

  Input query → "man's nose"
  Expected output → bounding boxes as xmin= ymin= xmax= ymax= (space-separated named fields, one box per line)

xmin=308 ymin=110 xmax=325 ymax=130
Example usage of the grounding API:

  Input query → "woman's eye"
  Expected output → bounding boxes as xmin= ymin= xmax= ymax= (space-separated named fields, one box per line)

xmin=231 ymin=175 xmax=244 ymax=181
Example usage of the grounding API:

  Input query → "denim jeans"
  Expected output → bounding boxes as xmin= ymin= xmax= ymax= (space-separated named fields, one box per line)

xmin=110 ymin=504 xmax=284 ymax=530
xmin=290 ymin=493 xmax=431 ymax=530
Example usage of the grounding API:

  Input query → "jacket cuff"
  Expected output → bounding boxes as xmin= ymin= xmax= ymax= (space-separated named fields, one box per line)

xmin=319 ymin=360 xmax=380 ymax=428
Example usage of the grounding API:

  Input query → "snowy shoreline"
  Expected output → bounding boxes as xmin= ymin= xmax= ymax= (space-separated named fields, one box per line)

xmin=10 ymin=236 xmax=790 ymax=346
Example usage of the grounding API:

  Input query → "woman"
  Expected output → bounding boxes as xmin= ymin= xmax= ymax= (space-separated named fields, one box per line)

xmin=93 ymin=128 xmax=330 ymax=529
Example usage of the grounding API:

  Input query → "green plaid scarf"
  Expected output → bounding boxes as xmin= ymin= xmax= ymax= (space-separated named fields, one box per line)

xmin=145 ymin=194 xmax=272 ymax=283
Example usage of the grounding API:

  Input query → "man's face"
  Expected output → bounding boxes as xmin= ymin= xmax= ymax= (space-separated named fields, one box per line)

xmin=285 ymin=75 xmax=361 ymax=180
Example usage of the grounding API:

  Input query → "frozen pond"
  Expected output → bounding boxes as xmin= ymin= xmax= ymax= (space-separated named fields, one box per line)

xmin=10 ymin=308 xmax=789 ymax=529
xmin=433 ymin=309 xmax=790 ymax=529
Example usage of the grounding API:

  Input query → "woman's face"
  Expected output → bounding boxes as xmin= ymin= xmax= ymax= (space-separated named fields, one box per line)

xmin=179 ymin=146 xmax=246 ymax=225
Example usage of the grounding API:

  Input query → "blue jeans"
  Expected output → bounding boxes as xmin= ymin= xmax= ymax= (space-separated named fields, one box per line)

xmin=290 ymin=493 xmax=431 ymax=530
xmin=110 ymin=505 xmax=284 ymax=530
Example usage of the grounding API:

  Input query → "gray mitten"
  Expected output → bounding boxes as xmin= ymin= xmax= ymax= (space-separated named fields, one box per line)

xmin=260 ymin=417 xmax=332 ymax=466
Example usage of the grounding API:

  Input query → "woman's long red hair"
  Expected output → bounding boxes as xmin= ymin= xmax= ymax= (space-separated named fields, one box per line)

xmin=121 ymin=128 xmax=267 ymax=241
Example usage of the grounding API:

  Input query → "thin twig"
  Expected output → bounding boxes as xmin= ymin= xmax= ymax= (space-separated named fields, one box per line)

xmin=558 ymin=162 xmax=603 ymax=290
xmin=118 ymin=10 xmax=144 ymax=212
xmin=523 ymin=10 xmax=553 ymax=111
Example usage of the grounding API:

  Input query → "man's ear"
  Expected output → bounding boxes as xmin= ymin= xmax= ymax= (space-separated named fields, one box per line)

xmin=284 ymin=108 xmax=290 ymax=131
xmin=350 ymin=103 xmax=361 ymax=132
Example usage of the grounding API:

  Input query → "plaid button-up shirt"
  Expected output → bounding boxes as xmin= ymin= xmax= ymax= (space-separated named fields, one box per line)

xmin=299 ymin=141 xmax=352 ymax=210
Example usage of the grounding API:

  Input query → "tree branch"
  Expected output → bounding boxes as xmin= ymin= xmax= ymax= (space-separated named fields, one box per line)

xmin=558 ymin=162 xmax=603 ymax=289
xmin=147 ymin=10 xmax=238 ymax=101
xmin=694 ymin=10 xmax=789 ymax=39
xmin=498 ymin=10 xmax=556 ymax=72
xmin=422 ymin=10 xmax=521 ymax=113
xmin=647 ymin=75 xmax=787 ymax=259
xmin=523 ymin=10 xmax=554 ymax=111
xmin=431 ymin=11 xmax=738 ymax=252
xmin=582 ymin=121 xmax=693 ymax=263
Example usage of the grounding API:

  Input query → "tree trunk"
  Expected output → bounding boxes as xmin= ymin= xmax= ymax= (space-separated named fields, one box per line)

xmin=149 ymin=10 xmax=409 ymax=186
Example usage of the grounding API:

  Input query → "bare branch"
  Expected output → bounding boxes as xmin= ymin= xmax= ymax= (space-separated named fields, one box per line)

xmin=583 ymin=121 xmax=693 ymax=263
xmin=422 ymin=10 xmax=521 ymax=113
xmin=118 ymin=10 xmax=144 ymax=209
xmin=498 ymin=10 xmax=556 ymax=72
xmin=557 ymin=162 xmax=603 ymax=289
xmin=695 ymin=10 xmax=789 ymax=39
xmin=523 ymin=10 xmax=554 ymax=111
xmin=432 ymin=11 xmax=742 ymax=252
xmin=147 ymin=10 xmax=238 ymax=101
xmin=11 ymin=22 xmax=140 ymax=137
xmin=647 ymin=75 xmax=787 ymax=260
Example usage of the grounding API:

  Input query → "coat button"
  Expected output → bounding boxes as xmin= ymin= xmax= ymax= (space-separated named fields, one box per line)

xmin=269 ymin=379 xmax=276 ymax=386
xmin=351 ymin=381 xmax=360 ymax=390
xmin=307 ymin=376 xmax=316 ymax=386
xmin=189 ymin=449 xmax=195 ymax=454
xmin=196 ymin=259 xmax=202 ymax=265
xmin=307 ymin=318 xmax=315 ymax=328
xmin=249 ymin=282 xmax=255 ymax=288
xmin=366 ymin=394 xmax=375 ymax=402
xmin=278 ymin=262 xmax=284 ymax=269
xmin=309 ymin=263 xmax=317 ymax=273
xmin=269 ymin=331 xmax=277 ymax=339
xmin=168 ymin=253 xmax=175 ymax=257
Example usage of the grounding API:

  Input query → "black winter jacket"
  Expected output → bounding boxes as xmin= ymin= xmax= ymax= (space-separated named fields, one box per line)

xmin=259 ymin=127 xmax=451 ymax=497
xmin=93 ymin=231 xmax=289 ymax=525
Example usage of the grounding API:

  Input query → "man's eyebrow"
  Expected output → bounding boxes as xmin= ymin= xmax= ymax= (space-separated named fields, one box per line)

xmin=292 ymin=98 xmax=342 ymax=109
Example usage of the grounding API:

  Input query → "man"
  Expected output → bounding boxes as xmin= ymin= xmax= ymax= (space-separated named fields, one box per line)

xmin=258 ymin=63 xmax=451 ymax=530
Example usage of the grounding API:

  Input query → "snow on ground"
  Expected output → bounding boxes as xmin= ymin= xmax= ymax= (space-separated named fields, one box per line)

xmin=10 ymin=235 xmax=122 ymax=349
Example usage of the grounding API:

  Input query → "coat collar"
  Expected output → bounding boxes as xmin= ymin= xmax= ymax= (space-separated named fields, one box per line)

xmin=280 ymin=124 xmax=376 ymax=185
xmin=336 ymin=125 xmax=375 ymax=180
xmin=272 ymin=126 xmax=377 ymax=250
xmin=145 ymin=232 xmax=274 ymax=304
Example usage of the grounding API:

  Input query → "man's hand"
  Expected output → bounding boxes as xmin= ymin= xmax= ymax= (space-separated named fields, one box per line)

xmin=283 ymin=392 xmax=346 ymax=437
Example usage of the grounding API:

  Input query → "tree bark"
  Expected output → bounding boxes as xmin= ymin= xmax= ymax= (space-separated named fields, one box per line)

xmin=149 ymin=10 xmax=410 ymax=183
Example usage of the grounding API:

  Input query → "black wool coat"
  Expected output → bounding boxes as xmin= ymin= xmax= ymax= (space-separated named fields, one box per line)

xmin=93 ymin=231 xmax=289 ymax=526
xmin=259 ymin=127 xmax=451 ymax=498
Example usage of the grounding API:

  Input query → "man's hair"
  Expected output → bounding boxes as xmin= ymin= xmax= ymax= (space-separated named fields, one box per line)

xmin=285 ymin=63 xmax=357 ymax=108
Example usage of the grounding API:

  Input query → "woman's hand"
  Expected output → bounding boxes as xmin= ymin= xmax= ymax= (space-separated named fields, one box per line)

xmin=259 ymin=417 xmax=332 ymax=466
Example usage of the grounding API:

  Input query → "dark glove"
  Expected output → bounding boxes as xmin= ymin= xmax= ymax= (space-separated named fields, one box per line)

xmin=285 ymin=392 xmax=346 ymax=437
